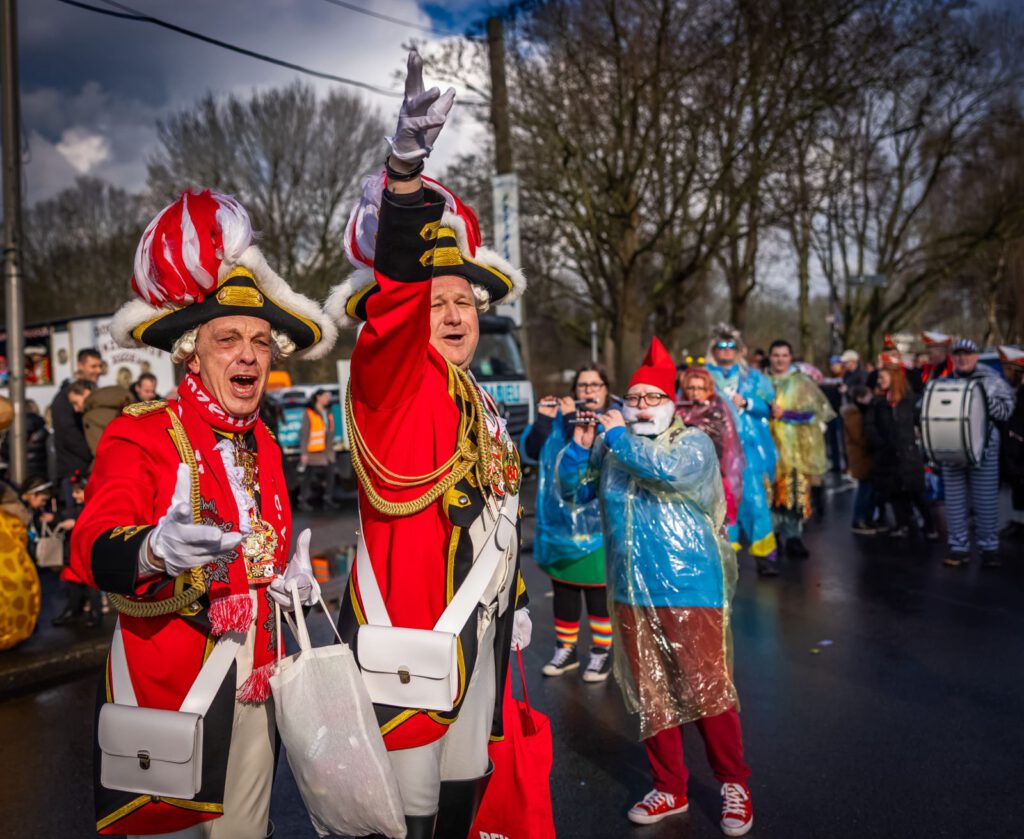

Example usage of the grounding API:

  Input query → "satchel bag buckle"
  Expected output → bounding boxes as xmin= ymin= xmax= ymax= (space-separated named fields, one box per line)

xmin=398 ymin=668 xmax=411 ymax=685
xmin=137 ymin=750 xmax=151 ymax=770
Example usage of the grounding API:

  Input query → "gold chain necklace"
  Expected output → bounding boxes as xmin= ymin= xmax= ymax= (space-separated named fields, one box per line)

xmin=346 ymin=364 xmax=491 ymax=517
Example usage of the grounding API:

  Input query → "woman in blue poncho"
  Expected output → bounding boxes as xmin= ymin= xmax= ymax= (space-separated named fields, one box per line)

xmin=524 ymin=363 xmax=613 ymax=682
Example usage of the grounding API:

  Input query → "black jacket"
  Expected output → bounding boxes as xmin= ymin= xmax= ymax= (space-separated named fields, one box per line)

xmin=50 ymin=380 xmax=93 ymax=480
xmin=865 ymin=394 xmax=926 ymax=495
xmin=1003 ymin=383 xmax=1024 ymax=480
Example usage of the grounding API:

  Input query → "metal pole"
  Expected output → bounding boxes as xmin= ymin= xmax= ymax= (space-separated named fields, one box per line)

xmin=2 ymin=0 xmax=26 ymax=484
xmin=486 ymin=15 xmax=531 ymax=379
xmin=590 ymin=319 xmax=598 ymax=363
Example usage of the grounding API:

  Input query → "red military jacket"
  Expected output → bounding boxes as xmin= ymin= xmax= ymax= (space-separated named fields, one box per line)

xmin=337 ymin=186 xmax=527 ymax=750
xmin=69 ymin=398 xmax=289 ymax=835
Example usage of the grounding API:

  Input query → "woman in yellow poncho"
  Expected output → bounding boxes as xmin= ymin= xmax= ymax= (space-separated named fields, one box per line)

xmin=766 ymin=340 xmax=835 ymax=559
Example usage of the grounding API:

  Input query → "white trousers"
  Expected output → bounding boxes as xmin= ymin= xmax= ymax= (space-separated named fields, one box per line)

xmin=388 ymin=612 xmax=498 ymax=817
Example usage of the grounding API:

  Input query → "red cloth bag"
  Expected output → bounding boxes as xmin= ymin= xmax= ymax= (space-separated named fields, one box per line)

xmin=470 ymin=648 xmax=556 ymax=839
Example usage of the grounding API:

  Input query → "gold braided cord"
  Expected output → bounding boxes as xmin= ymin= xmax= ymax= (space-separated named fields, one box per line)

xmin=346 ymin=365 xmax=492 ymax=517
xmin=107 ymin=409 xmax=208 ymax=618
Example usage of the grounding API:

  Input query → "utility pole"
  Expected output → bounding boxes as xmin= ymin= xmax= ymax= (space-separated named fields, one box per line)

xmin=2 ymin=0 xmax=27 ymax=484
xmin=487 ymin=16 xmax=512 ymax=175
xmin=487 ymin=15 xmax=532 ymax=379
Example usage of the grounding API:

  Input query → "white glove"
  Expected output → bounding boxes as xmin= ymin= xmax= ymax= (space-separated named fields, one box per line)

xmin=511 ymin=607 xmax=532 ymax=651
xmin=140 ymin=464 xmax=243 ymax=578
xmin=385 ymin=50 xmax=456 ymax=163
xmin=269 ymin=528 xmax=321 ymax=609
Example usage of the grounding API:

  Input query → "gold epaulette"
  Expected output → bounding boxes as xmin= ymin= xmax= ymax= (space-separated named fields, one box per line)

xmin=122 ymin=400 xmax=168 ymax=418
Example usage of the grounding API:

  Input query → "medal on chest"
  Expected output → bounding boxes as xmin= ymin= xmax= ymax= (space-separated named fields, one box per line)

xmin=233 ymin=439 xmax=279 ymax=585
xmin=479 ymin=391 xmax=521 ymax=497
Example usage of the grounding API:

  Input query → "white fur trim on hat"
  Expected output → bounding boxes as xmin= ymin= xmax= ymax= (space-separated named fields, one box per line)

xmin=324 ymin=267 xmax=376 ymax=329
xmin=112 ymin=244 xmax=337 ymax=361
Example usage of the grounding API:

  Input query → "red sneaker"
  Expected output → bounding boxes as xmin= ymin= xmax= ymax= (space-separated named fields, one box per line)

xmin=720 ymin=782 xmax=754 ymax=836
xmin=627 ymin=789 xmax=689 ymax=825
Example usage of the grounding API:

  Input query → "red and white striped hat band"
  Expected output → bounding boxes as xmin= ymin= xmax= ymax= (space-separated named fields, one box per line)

xmin=131 ymin=190 xmax=252 ymax=306
xmin=111 ymin=189 xmax=336 ymax=360
xmin=920 ymin=330 xmax=952 ymax=346
xmin=998 ymin=345 xmax=1024 ymax=367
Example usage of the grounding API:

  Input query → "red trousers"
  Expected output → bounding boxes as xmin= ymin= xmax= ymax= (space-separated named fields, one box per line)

xmin=645 ymin=707 xmax=750 ymax=796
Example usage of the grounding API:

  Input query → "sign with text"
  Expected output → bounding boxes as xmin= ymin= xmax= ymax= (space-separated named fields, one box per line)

xmin=492 ymin=173 xmax=522 ymax=326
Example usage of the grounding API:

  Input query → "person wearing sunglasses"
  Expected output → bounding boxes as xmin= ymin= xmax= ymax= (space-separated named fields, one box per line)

xmin=704 ymin=324 xmax=780 ymax=576
xmin=558 ymin=338 xmax=754 ymax=837
xmin=525 ymin=364 xmax=613 ymax=682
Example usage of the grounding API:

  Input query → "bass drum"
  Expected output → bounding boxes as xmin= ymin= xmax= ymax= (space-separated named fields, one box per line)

xmin=921 ymin=378 xmax=989 ymax=467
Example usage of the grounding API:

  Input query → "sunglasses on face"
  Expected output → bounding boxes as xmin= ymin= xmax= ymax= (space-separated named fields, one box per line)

xmin=714 ymin=341 xmax=738 ymax=350
xmin=624 ymin=393 xmax=671 ymax=408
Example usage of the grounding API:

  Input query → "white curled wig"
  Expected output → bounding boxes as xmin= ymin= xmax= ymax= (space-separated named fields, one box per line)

xmin=170 ymin=326 xmax=296 ymax=365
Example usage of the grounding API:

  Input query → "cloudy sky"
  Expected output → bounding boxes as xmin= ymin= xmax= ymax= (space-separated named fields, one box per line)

xmin=18 ymin=0 xmax=495 ymax=204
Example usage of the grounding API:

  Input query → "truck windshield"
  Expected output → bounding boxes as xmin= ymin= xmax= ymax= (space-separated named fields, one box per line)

xmin=471 ymin=332 xmax=525 ymax=380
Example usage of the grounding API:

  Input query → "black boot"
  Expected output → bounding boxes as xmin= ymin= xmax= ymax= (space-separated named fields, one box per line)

xmin=51 ymin=605 xmax=80 ymax=627
xmin=404 ymin=813 xmax=437 ymax=838
xmin=435 ymin=763 xmax=494 ymax=839
xmin=756 ymin=550 xmax=780 ymax=577
xmin=786 ymin=537 xmax=810 ymax=559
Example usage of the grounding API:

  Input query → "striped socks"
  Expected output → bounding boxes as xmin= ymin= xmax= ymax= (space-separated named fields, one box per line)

xmin=589 ymin=616 xmax=613 ymax=650
xmin=554 ymin=619 xmax=579 ymax=648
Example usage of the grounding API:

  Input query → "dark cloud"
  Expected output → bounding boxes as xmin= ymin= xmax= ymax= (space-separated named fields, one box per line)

xmin=20 ymin=0 xmax=483 ymax=203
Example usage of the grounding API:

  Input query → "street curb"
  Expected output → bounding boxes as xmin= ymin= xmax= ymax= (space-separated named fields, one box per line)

xmin=0 ymin=637 xmax=108 ymax=700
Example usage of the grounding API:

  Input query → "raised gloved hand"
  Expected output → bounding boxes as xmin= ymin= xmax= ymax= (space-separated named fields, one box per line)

xmin=511 ymin=607 xmax=532 ymax=651
xmin=141 ymin=464 xmax=243 ymax=578
xmin=385 ymin=50 xmax=456 ymax=163
xmin=269 ymin=528 xmax=321 ymax=609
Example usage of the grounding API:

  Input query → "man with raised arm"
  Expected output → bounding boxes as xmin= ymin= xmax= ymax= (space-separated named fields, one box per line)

xmin=325 ymin=52 xmax=531 ymax=839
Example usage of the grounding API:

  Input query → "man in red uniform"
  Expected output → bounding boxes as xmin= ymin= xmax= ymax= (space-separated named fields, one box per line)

xmin=70 ymin=189 xmax=335 ymax=838
xmin=325 ymin=52 xmax=530 ymax=838
xmin=920 ymin=330 xmax=954 ymax=383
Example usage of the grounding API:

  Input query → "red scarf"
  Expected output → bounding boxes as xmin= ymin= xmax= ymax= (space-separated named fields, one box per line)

xmin=174 ymin=383 xmax=289 ymax=704
xmin=179 ymin=372 xmax=261 ymax=432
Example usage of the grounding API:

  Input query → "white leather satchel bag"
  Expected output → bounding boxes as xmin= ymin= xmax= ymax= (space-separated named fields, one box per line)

xmin=355 ymin=490 xmax=518 ymax=712
xmin=97 ymin=620 xmax=243 ymax=799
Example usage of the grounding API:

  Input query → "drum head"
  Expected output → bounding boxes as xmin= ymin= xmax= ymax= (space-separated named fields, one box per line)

xmin=965 ymin=381 xmax=988 ymax=466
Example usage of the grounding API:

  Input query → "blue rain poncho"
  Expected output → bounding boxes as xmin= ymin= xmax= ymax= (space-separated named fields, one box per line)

xmin=558 ymin=419 xmax=739 ymax=736
xmin=705 ymin=362 xmax=778 ymax=558
xmin=531 ymin=413 xmax=605 ymax=585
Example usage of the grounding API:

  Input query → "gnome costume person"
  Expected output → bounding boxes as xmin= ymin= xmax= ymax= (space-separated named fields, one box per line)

xmin=324 ymin=52 xmax=531 ymax=839
xmin=558 ymin=339 xmax=754 ymax=837
xmin=69 ymin=189 xmax=336 ymax=838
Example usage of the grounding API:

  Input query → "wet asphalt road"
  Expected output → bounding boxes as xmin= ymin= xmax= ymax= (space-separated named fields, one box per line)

xmin=1 ymin=477 xmax=1022 ymax=838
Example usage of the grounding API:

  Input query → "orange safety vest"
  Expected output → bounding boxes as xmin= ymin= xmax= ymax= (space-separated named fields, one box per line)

xmin=305 ymin=408 xmax=330 ymax=453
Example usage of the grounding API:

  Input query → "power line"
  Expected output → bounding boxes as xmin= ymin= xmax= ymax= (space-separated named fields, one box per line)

xmin=319 ymin=0 xmax=458 ymax=37
xmin=55 ymin=0 xmax=405 ymax=97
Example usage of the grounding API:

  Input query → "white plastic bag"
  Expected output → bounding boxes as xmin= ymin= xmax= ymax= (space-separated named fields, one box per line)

xmin=271 ymin=586 xmax=406 ymax=838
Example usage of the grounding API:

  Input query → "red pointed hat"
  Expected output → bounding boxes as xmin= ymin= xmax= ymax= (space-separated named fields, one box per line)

xmin=627 ymin=338 xmax=676 ymax=396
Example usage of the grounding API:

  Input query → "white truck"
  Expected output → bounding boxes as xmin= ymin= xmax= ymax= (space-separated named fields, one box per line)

xmin=0 ymin=314 xmax=177 ymax=412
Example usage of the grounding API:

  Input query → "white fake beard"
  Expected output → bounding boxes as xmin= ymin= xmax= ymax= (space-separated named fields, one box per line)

xmin=623 ymin=400 xmax=676 ymax=436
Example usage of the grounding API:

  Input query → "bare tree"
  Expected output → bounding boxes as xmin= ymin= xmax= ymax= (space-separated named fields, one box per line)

xmin=147 ymin=83 xmax=387 ymax=302
xmin=810 ymin=3 xmax=1023 ymax=354
xmin=21 ymin=177 xmax=145 ymax=322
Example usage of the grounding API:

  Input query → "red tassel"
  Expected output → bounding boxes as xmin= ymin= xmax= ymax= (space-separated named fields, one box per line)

xmin=208 ymin=593 xmax=253 ymax=635
xmin=237 ymin=662 xmax=273 ymax=705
